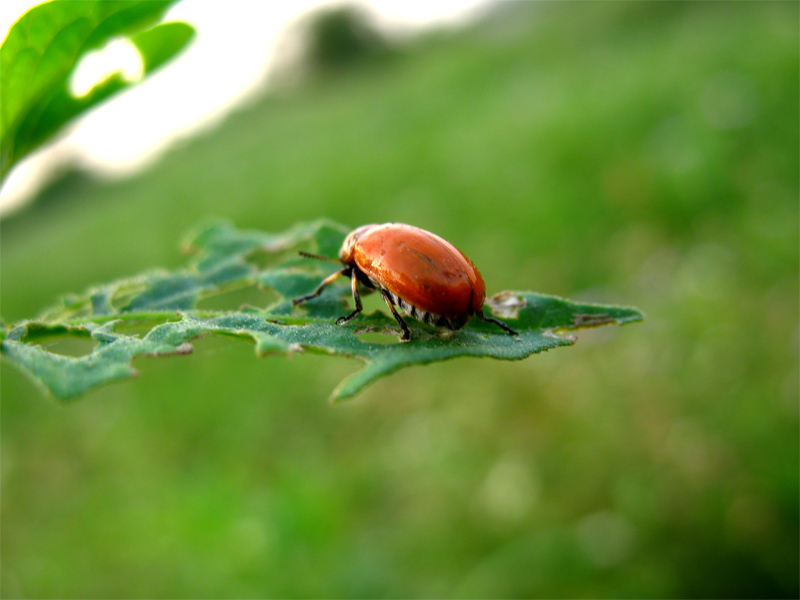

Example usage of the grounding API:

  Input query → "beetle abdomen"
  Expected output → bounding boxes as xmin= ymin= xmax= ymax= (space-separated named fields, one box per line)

xmin=379 ymin=283 xmax=471 ymax=330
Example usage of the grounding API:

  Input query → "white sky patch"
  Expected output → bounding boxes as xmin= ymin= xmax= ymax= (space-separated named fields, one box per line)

xmin=0 ymin=0 xmax=488 ymax=216
xmin=69 ymin=37 xmax=144 ymax=98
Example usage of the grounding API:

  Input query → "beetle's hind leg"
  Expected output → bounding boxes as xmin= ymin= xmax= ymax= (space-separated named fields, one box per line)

xmin=477 ymin=309 xmax=518 ymax=336
xmin=335 ymin=269 xmax=364 ymax=325
xmin=380 ymin=289 xmax=411 ymax=341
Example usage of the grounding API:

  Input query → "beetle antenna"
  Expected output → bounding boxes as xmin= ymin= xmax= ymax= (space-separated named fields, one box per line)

xmin=298 ymin=251 xmax=340 ymax=263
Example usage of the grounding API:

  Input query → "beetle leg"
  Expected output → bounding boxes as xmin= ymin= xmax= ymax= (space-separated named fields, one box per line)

xmin=292 ymin=267 xmax=349 ymax=306
xmin=380 ymin=289 xmax=411 ymax=341
xmin=477 ymin=309 xmax=518 ymax=336
xmin=335 ymin=270 xmax=364 ymax=325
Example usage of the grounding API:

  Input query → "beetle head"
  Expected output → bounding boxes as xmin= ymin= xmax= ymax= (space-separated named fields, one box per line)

xmin=339 ymin=224 xmax=378 ymax=262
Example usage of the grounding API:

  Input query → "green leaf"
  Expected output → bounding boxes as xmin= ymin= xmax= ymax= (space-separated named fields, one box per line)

xmin=130 ymin=21 xmax=194 ymax=72
xmin=0 ymin=220 xmax=644 ymax=402
xmin=0 ymin=0 xmax=195 ymax=181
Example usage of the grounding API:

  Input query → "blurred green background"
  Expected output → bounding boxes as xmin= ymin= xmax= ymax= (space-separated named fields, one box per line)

xmin=2 ymin=2 xmax=798 ymax=597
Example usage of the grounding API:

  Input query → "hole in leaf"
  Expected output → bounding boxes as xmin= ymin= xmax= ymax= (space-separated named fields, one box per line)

xmin=69 ymin=37 xmax=143 ymax=98
xmin=357 ymin=331 xmax=401 ymax=345
xmin=114 ymin=319 xmax=177 ymax=338
xmin=35 ymin=336 xmax=97 ymax=357
xmin=196 ymin=283 xmax=279 ymax=311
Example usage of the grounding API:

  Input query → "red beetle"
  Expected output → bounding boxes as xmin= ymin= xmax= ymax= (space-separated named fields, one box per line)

xmin=292 ymin=223 xmax=518 ymax=341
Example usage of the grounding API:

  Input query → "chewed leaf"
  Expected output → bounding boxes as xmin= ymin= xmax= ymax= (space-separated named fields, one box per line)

xmin=0 ymin=220 xmax=643 ymax=402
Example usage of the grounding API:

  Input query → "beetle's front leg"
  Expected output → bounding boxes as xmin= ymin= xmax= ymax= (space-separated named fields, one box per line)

xmin=292 ymin=267 xmax=349 ymax=306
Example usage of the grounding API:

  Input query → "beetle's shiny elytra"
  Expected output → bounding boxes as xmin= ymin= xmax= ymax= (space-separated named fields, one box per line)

xmin=292 ymin=223 xmax=518 ymax=341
